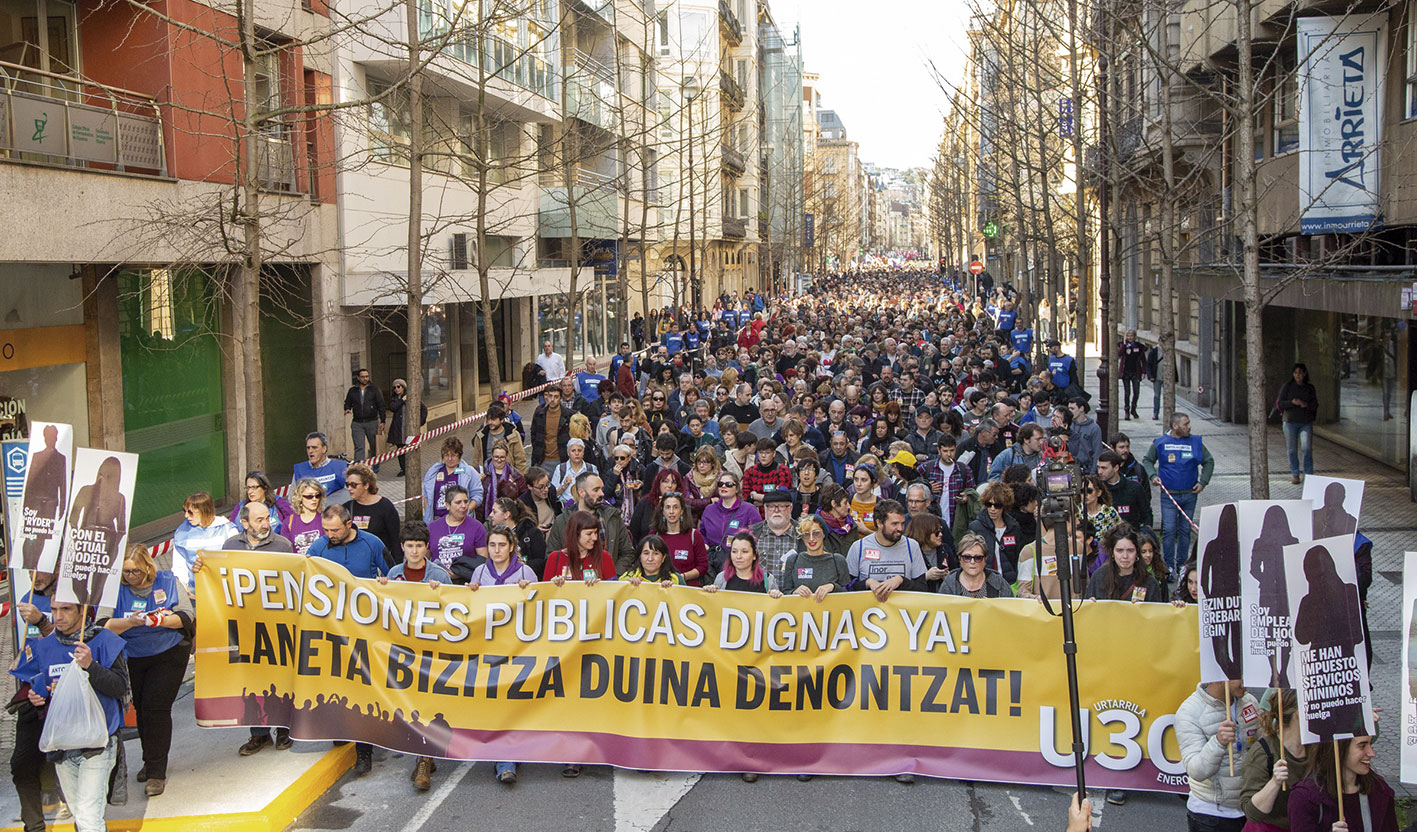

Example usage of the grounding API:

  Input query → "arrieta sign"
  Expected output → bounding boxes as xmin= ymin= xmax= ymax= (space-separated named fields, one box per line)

xmin=1297 ymin=16 xmax=1387 ymax=235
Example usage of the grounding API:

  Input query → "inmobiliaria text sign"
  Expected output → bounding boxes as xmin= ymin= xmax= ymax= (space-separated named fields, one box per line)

xmin=196 ymin=551 xmax=1198 ymax=791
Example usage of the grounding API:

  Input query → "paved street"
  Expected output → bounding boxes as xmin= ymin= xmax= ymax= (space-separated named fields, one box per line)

xmin=289 ymin=385 xmax=1417 ymax=831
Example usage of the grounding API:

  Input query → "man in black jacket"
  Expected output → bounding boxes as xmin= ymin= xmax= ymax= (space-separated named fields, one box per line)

xmin=344 ymin=369 xmax=385 ymax=462
xmin=531 ymin=387 xmax=572 ymax=471
xmin=955 ymin=420 xmax=1000 ymax=486
xmin=1098 ymin=451 xmax=1152 ymax=529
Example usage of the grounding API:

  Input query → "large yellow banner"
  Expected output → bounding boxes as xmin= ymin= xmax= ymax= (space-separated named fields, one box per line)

xmin=194 ymin=550 xmax=1199 ymax=790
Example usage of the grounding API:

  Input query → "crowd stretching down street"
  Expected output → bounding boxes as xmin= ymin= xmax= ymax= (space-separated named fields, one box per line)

xmin=7 ymin=271 xmax=1397 ymax=832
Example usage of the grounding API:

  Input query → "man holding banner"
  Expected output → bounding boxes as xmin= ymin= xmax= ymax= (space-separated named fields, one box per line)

xmin=1176 ymin=680 xmax=1258 ymax=832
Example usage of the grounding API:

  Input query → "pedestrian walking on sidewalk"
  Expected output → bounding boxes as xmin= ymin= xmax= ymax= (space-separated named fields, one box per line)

xmin=1275 ymin=362 xmax=1317 ymax=483
xmin=102 ymin=544 xmax=194 ymax=797
xmin=344 ymin=368 xmax=386 ymax=463
xmin=1118 ymin=329 xmax=1146 ymax=420
xmin=1142 ymin=413 xmax=1215 ymax=576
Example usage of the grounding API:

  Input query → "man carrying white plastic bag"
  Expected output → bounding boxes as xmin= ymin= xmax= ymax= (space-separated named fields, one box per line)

xmin=11 ymin=600 xmax=128 ymax=832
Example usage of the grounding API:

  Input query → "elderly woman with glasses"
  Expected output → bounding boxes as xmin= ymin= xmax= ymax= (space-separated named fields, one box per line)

xmin=966 ymin=481 xmax=1022 ymax=585
xmin=286 ymin=477 xmax=327 ymax=554
xmin=102 ymin=543 xmax=194 ymax=796
xmin=228 ymin=470 xmax=293 ymax=537
xmin=939 ymin=532 xmax=1015 ymax=598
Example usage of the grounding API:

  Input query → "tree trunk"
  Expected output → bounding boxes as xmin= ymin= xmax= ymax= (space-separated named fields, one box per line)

xmin=403 ymin=0 xmax=424 ymax=514
xmin=1066 ymin=0 xmax=1089 ymax=384
xmin=1235 ymin=0 xmax=1268 ymax=497
xmin=1158 ymin=4 xmax=1179 ymax=421
xmin=236 ymin=0 xmax=266 ymax=472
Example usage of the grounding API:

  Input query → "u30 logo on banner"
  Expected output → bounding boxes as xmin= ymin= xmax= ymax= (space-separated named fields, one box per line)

xmin=1039 ymin=704 xmax=1185 ymax=785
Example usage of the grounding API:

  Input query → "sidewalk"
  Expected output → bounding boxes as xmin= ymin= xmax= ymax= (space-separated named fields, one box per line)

xmin=0 ymin=677 xmax=350 ymax=832
xmin=1079 ymin=346 xmax=1416 ymax=795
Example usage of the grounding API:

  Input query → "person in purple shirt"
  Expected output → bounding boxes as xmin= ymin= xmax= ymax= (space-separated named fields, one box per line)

xmin=698 ymin=473 xmax=762 ymax=573
xmin=428 ymin=486 xmax=489 ymax=571
xmin=422 ymin=436 xmax=483 ymax=523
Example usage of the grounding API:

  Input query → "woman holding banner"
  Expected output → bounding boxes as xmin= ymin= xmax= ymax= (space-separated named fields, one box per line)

xmin=1240 ymin=688 xmax=1304 ymax=831
xmin=1085 ymin=524 xmax=1162 ymax=603
xmin=286 ymin=478 xmax=327 ymax=554
xmin=1287 ymin=735 xmax=1397 ymax=832
xmin=544 ymin=511 xmax=618 ymax=584
xmin=102 ymin=543 xmax=193 ymax=797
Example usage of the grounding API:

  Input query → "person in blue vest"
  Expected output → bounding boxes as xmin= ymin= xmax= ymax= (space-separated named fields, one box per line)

xmin=102 ymin=543 xmax=193 ymax=797
xmin=305 ymin=504 xmax=386 ymax=775
xmin=574 ymin=357 xmax=607 ymax=403
xmin=421 ymin=436 xmax=483 ymax=524
xmin=292 ymin=432 xmax=348 ymax=497
xmin=11 ymin=597 xmax=128 ymax=832
xmin=608 ymin=341 xmax=637 ymax=382
xmin=1009 ymin=322 xmax=1034 ymax=357
xmin=10 ymin=571 xmax=55 ymax=832
xmin=1141 ymin=413 xmax=1215 ymax=576
xmin=1045 ymin=339 xmax=1082 ymax=398
xmin=664 ymin=326 xmax=685 ymax=356
xmin=996 ymin=300 xmax=1017 ymax=331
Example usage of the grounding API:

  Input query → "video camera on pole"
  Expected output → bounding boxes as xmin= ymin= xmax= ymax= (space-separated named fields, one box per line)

xmin=1034 ymin=456 xmax=1089 ymax=798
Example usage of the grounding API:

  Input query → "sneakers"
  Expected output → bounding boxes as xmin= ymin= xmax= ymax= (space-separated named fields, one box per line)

xmin=239 ymin=735 xmax=273 ymax=756
xmin=561 ymin=764 xmax=581 ymax=778
xmin=353 ymin=746 xmax=373 ymax=776
xmin=741 ymin=773 xmax=758 ymax=783
xmin=145 ymin=779 xmax=166 ymax=797
xmin=1106 ymin=789 xmax=1127 ymax=805
xmin=497 ymin=767 xmax=517 ymax=784
xmin=895 ymin=774 xmax=916 ymax=784
xmin=411 ymin=758 xmax=433 ymax=790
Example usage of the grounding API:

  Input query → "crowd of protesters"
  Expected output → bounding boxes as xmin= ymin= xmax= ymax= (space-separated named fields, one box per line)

xmin=7 ymin=272 xmax=1389 ymax=832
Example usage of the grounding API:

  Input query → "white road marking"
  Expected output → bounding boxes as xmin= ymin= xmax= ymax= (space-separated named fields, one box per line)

xmin=1090 ymin=791 xmax=1105 ymax=829
xmin=614 ymin=769 xmax=701 ymax=832
xmin=404 ymin=761 xmax=473 ymax=832
xmin=1008 ymin=792 xmax=1035 ymax=826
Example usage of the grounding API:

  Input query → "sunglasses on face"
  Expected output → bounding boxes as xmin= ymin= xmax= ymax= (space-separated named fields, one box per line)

xmin=718 ymin=481 xmax=737 ymax=488
xmin=984 ymin=501 xmax=1004 ymax=509
xmin=960 ymin=554 xmax=987 ymax=562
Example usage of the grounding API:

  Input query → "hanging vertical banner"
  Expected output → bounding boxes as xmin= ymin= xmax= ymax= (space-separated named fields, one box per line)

xmin=1399 ymin=551 xmax=1417 ymax=784
xmin=1285 ymin=534 xmax=1374 ymax=743
xmin=1297 ymin=16 xmax=1388 ymax=234
xmin=1238 ymin=500 xmax=1312 ymax=688
xmin=1303 ymin=475 xmax=1363 ymax=539
xmin=1197 ymin=503 xmax=1244 ymax=682
xmin=56 ymin=449 xmax=138 ymax=609
xmin=9 ymin=422 xmax=73 ymax=573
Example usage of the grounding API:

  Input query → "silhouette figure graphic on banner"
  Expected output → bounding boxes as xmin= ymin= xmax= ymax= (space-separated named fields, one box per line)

xmin=1250 ymin=504 xmax=1300 ymax=686
xmin=1202 ymin=503 xmax=1243 ymax=679
xmin=1293 ymin=544 xmax=1366 ymax=738
xmin=1312 ymin=482 xmax=1357 ymax=539
xmin=20 ymin=424 xmax=67 ymax=570
xmin=64 ymin=456 xmax=127 ymax=606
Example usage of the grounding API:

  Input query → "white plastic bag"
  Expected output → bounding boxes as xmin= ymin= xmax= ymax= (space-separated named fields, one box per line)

xmin=38 ymin=661 xmax=109 ymax=752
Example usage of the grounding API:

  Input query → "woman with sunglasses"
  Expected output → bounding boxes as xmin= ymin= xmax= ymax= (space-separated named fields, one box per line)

xmin=519 ymin=468 xmax=561 ymax=537
xmin=1085 ymin=524 xmax=1162 ymax=603
xmin=782 ymin=514 xmax=851 ymax=601
xmin=228 ymin=471 xmax=293 ymax=537
xmin=698 ymin=474 xmax=762 ymax=575
xmin=604 ymin=443 xmax=644 ymax=514
xmin=622 ymin=535 xmax=684 ymax=587
xmin=906 ymin=513 xmax=952 ymax=591
xmin=285 ymin=478 xmax=326 ymax=553
xmin=479 ymin=440 xmax=527 ymax=521
xmin=1079 ymin=473 xmax=1123 ymax=540
xmin=386 ymin=378 xmax=426 ymax=477
xmin=651 ymin=493 xmax=707 ymax=585
xmin=939 ymin=533 xmax=1015 ymax=598
xmin=966 ymin=481 xmax=1022 ymax=585
xmin=343 ymin=462 xmax=401 ymax=562
xmin=172 ymin=492 xmax=235 ymax=589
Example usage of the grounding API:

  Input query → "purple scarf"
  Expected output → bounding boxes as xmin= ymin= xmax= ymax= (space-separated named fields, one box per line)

xmin=487 ymin=555 xmax=525 ymax=586
xmin=816 ymin=508 xmax=855 ymax=536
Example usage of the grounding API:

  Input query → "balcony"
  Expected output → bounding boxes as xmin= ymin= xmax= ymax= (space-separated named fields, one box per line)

xmin=0 ymin=60 xmax=166 ymax=177
xmin=721 ymin=144 xmax=745 ymax=175
xmin=723 ymin=216 xmax=746 ymax=238
xmin=565 ymin=50 xmax=618 ymax=131
xmin=719 ymin=0 xmax=744 ymax=46
xmin=719 ymin=69 xmax=745 ymax=112
xmin=256 ymin=133 xmax=296 ymax=192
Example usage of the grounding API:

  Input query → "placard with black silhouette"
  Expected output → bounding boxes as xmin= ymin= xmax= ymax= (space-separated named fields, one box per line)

xmin=1285 ymin=534 xmax=1373 ymax=743
xmin=56 ymin=449 xmax=138 ymax=608
xmin=1303 ymin=475 xmax=1363 ymax=541
xmin=1399 ymin=551 xmax=1417 ymax=784
xmin=1238 ymin=499 xmax=1312 ymax=688
xmin=9 ymin=422 xmax=73 ymax=573
xmin=1197 ymin=503 xmax=1245 ymax=683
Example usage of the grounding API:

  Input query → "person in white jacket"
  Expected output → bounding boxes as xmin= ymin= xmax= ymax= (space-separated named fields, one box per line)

xmin=1175 ymin=680 xmax=1260 ymax=832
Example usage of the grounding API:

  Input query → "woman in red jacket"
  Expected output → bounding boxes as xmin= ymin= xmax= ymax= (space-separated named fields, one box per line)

xmin=543 ymin=510 xmax=618 ymax=584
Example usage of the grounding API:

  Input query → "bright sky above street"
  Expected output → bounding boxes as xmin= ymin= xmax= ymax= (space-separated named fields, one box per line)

xmin=790 ymin=0 xmax=974 ymax=170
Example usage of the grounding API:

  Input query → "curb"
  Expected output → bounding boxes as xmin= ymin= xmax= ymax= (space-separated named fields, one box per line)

xmin=1 ymin=743 xmax=354 ymax=832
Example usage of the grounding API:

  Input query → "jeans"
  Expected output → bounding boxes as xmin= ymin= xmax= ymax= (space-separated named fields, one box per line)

xmin=1122 ymin=377 xmax=1141 ymax=415
xmin=54 ymin=734 xmax=117 ymax=832
xmin=1161 ymin=489 xmax=1198 ymax=575
xmin=129 ymin=643 xmax=189 ymax=780
xmin=1186 ymin=811 xmax=1245 ymax=832
xmin=1152 ymin=378 xmax=1162 ymax=418
xmin=350 ymin=419 xmax=380 ymax=462
xmin=495 ymin=761 xmax=516 ymax=778
xmin=1282 ymin=421 xmax=1313 ymax=477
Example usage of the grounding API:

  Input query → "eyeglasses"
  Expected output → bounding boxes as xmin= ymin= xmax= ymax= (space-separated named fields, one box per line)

xmin=983 ymin=501 xmax=1004 ymax=509
xmin=960 ymin=554 xmax=987 ymax=562
xmin=347 ymin=480 xmax=364 ymax=488
xmin=122 ymin=567 xmax=145 ymax=576
xmin=803 ymin=529 xmax=824 ymax=538
xmin=614 ymin=455 xmax=631 ymax=461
